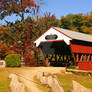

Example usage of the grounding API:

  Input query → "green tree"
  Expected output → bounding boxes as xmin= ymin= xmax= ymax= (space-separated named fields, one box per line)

xmin=59 ymin=12 xmax=92 ymax=34
xmin=60 ymin=15 xmax=72 ymax=29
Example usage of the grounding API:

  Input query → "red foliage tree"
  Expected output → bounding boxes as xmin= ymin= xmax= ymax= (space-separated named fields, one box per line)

xmin=0 ymin=0 xmax=39 ymax=20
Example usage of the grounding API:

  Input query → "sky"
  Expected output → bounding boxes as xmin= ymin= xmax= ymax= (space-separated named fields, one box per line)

xmin=0 ymin=0 xmax=92 ymax=25
xmin=41 ymin=0 xmax=92 ymax=18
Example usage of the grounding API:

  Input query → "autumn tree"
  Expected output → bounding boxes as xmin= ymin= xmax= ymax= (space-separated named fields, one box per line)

xmin=0 ymin=0 xmax=42 ymax=62
xmin=59 ymin=12 xmax=92 ymax=34
xmin=0 ymin=41 xmax=15 ymax=59
xmin=0 ymin=0 xmax=40 ymax=45
xmin=36 ymin=12 xmax=59 ymax=36
xmin=0 ymin=0 xmax=39 ymax=20
xmin=0 ymin=42 xmax=8 ymax=59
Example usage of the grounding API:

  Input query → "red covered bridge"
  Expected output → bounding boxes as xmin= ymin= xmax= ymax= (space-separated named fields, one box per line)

xmin=34 ymin=27 xmax=92 ymax=70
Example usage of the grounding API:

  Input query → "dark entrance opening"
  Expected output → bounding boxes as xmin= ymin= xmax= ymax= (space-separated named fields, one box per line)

xmin=39 ymin=41 xmax=73 ymax=67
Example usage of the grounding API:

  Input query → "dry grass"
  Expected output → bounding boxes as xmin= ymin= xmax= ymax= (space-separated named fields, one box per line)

xmin=1 ymin=67 xmax=92 ymax=92
xmin=34 ymin=75 xmax=51 ymax=92
xmin=0 ymin=68 xmax=10 ymax=92
xmin=57 ymin=73 xmax=92 ymax=92
xmin=0 ymin=67 xmax=29 ymax=92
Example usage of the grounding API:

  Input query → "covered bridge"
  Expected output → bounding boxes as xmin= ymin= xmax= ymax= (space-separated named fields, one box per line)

xmin=34 ymin=27 xmax=92 ymax=70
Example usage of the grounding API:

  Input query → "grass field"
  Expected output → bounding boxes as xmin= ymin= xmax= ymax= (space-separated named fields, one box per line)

xmin=0 ymin=68 xmax=10 ymax=92
xmin=57 ymin=73 xmax=92 ymax=92
xmin=34 ymin=71 xmax=92 ymax=92
xmin=0 ymin=68 xmax=29 ymax=92
xmin=0 ymin=67 xmax=92 ymax=92
xmin=34 ymin=75 xmax=51 ymax=92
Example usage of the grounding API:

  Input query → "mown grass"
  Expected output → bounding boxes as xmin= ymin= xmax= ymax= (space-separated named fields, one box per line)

xmin=1 ymin=67 xmax=92 ymax=92
xmin=0 ymin=68 xmax=10 ymax=92
xmin=32 ymin=68 xmax=92 ymax=92
xmin=0 ymin=68 xmax=29 ymax=92
xmin=57 ymin=73 xmax=92 ymax=92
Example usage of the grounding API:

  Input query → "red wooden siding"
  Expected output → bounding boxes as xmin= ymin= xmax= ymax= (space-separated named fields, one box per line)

xmin=70 ymin=43 xmax=92 ymax=70
xmin=78 ymin=62 xmax=92 ymax=70
xmin=71 ymin=44 xmax=92 ymax=54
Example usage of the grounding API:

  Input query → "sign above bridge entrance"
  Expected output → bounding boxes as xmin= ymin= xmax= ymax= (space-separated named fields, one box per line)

xmin=45 ymin=34 xmax=58 ymax=40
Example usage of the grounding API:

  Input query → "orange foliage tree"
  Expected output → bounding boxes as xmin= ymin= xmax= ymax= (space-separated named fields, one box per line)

xmin=0 ymin=42 xmax=15 ymax=59
xmin=0 ymin=0 xmax=41 ymax=62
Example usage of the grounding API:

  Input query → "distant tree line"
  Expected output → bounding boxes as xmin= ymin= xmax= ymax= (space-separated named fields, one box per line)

xmin=59 ymin=12 xmax=92 ymax=34
xmin=33 ymin=12 xmax=92 ymax=35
